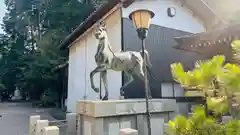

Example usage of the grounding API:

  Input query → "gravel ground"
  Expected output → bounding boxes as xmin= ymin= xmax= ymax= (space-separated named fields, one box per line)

xmin=0 ymin=102 xmax=67 ymax=135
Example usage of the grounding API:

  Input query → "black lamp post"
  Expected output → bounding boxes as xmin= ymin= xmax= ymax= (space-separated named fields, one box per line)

xmin=129 ymin=9 xmax=155 ymax=135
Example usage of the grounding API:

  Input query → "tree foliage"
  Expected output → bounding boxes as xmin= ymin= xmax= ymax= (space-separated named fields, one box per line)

xmin=171 ymin=40 xmax=240 ymax=117
xmin=167 ymin=106 xmax=240 ymax=135
xmin=0 ymin=0 xmax=106 ymax=103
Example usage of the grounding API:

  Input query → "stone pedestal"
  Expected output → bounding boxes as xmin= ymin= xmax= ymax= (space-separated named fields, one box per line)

xmin=11 ymin=89 xmax=22 ymax=101
xmin=76 ymin=99 xmax=178 ymax=135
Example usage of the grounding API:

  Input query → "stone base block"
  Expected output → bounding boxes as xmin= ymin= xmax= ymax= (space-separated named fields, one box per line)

xmin=76 ymin=99 xmax=178 ymax=117
xmin=76 ymin=99 xmax=178 ymax=135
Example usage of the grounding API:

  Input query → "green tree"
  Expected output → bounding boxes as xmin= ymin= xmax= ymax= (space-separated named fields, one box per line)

xmin=171 ymin=55 xmax=228 ymax=115
xmin=167 ymin=106 xmax=240 ymax=135
xmin=171 ymin=40 xmax=240 ymax=118
xmin=0 ymin=0 xmax=107 ymax=104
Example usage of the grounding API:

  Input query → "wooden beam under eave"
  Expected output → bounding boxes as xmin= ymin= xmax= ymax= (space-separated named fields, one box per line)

xmin=183 ymin=35 xmax=234 ymax=49
xmin=189 ymin=42 xmax=232 ymax=58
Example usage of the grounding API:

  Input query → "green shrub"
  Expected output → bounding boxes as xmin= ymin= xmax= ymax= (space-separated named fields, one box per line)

xmin=167 ymin=105 xmax=240 ymax=135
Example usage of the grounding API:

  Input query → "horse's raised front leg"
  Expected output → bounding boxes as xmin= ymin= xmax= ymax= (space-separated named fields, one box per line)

xmin=120 ymin=73 xmax=133 ymax=99
xmin=101 ymin=71 xmax=108 ymax=100
xmin=90 ymin=65 xmax=106 ymax=93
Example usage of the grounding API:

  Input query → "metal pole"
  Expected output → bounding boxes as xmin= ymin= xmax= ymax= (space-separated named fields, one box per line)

xmin=141 ymin=39 xmax=151 ymax=135
xmin=99 ymin=74 xmax=102 ymax=100
xmin=204 ymin=92 xmax=208 ymax=117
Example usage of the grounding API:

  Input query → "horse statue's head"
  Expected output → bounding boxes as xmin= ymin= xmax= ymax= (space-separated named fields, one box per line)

xmin=94 ymin=21 xmax=107 ymax=40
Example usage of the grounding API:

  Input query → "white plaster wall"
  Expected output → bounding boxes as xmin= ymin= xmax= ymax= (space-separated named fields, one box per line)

xmin=161 ymin=83 xmax=189 ymax=115
xmin=67 ymin=9 xmax=122 ymax=112
xmin=161 ymin=83 xmax=184 ymax=97
xmin=122 ymin=0 xmax=206 ymax=33
xmin=67 ymin=41 xmax=86 ymax=112
xmin=161 ymin=83 xmax=174 ymax=97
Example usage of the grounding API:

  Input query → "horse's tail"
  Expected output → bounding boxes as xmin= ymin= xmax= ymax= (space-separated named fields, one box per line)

xmin=140 ymin=50 xmax=158 ymax=81
xmin=146 ymin=66 xmax=159 ymax=81
xmin=141 ymin=50 xmax=152 ymax=68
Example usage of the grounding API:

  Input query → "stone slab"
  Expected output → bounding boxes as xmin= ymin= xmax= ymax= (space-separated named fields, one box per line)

xmin=76 ymin=99 xmax=177 ymax=117
xmin=66 ymin=113 xmax=77 ymax=135
xmin=29 ymin=115 xmax=41 ymax=135
xmin=36 ymin=120 xmax=49 ymax=135
xmin=119 ymin=128 xmax=138 ymax=135
xmin=43 ymin=126 xmax=59 ymax=135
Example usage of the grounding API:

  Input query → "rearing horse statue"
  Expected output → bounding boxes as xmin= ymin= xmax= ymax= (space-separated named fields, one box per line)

xmin=90 ymin=21 xmax=153 ymax=100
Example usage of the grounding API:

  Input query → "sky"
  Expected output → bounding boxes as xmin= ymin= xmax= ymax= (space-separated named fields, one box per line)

xmin=0 ymin=1 xmax=5 ymax=34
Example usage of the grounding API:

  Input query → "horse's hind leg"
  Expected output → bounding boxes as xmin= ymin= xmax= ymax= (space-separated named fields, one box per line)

xmin=101 ymin=70 xmax=108 ymax=100
xmin=120 ymin=73 xmax=133 ymax=99
xmin=135 ymin=70 xmax=152 ymax=99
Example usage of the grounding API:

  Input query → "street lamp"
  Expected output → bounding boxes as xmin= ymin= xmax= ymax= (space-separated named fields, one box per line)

xmin=129 ymin=9 xmax=155 ymax=135
xmin=129 ymin=9 xmax=155 ymax=40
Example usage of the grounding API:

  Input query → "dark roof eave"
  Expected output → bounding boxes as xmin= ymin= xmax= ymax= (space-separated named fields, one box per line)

xmin=59 ymin=0 xmax=120 ymax=49
xmin=173 ymin=24 xmax=240 ymax=49
xmin=59 ymin=0 xmax=134 ymax=50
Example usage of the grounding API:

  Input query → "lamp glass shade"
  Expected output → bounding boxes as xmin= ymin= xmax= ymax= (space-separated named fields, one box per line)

xmin=129 ymin=9 xmax=155 ymax=29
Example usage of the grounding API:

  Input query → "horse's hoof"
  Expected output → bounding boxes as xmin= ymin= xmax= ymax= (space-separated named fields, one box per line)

xmin=119 ymin=96 xmax=124 ymax=100
xmin=94 ymin=88 xmax=100 ymax=93
xmin=102 ymin=96 xmax=108 ymax=100
xmin=120 ymin=91 xmax=124 ymax=96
